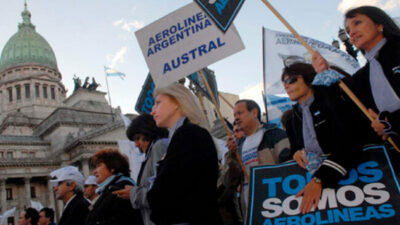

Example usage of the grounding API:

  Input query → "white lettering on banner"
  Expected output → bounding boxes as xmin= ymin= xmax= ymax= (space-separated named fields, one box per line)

xmin=135 ymin=2 xmax=244 ymax=87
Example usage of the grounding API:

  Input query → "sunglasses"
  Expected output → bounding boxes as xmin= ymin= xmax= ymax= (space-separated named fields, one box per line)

xmin=283 ymin=76 xmax=299 ymax=85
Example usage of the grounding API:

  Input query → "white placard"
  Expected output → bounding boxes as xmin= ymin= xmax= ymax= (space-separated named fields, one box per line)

xmin=135 ymin=2 xmax=245 ymax=87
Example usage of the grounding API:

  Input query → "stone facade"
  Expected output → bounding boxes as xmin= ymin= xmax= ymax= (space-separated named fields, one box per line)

xmin=0 ymin=5 xmax=131 ymax=225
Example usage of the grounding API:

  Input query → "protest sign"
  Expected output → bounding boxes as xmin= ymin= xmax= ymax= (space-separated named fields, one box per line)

xmin=248 ymin=145 xmax=400 ymax=225
xmin=135 ymin=2 xmax=244 ymax=87
xmin=194 ymin=0 xmax=245 ymax=32
xmin=135 ymin=73 xmax=155 ymax=114
xmin=188 ymin=68 xmax=220 ymax=107
xmin=263 ymin=27 xmax=360 ymax=127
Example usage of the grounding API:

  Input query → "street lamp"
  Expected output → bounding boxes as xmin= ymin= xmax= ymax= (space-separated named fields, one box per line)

xmin=338 ymin=28 xmax=358 ymax=61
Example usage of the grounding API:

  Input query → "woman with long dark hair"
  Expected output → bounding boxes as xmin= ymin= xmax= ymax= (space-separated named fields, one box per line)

xmin=313 ymin=6 xmax=400 ymax=145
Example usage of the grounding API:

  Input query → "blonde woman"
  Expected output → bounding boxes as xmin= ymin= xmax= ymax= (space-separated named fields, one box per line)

xmin=148 ymin=83 xmax=222 ymax=225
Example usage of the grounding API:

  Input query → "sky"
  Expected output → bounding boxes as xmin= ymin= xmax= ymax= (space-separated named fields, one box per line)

xmin=0 ymin=0 xmax=399 ymax=114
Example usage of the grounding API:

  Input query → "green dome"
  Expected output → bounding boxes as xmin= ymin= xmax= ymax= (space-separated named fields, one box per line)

xmin=0 ymin=4 xmax=58 ymax=72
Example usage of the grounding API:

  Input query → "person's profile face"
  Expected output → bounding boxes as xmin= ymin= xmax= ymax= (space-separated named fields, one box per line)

xmin=38 ymin=211 xmax=49 ymax=225
xmin=345 ymin=13 xmax=384 ymax=52
xmin=283 ymin=75 xmax=311 ymax=103
xmin=233 ymin=125 xmax=244 ymax=140
xmin=151 ymin=94 xmax=180 ymax=128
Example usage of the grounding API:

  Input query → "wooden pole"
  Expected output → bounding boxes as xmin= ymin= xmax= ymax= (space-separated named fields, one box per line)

xmin=261 ymin=0 xmax=400 ymax=152
xmin=198 ymin=70 xmax=250 ymax=182
xmin=218 ymin=92 xmax=234 ymax=109
xmin=196 ymin=91 xmax=209 ymax=122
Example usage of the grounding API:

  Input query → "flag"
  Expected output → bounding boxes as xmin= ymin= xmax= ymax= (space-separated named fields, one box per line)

xmin=104 ymin=66 xmax=126 ymax=80
xmin=262 ymin=27 xmax=360 ymax=127
xmin=0 ymin=207 xmax=16 ymax=225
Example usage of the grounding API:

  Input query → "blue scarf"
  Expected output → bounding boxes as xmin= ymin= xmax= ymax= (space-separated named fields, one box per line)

xmin=95 ymin=173 xmax=135 ymax=194
xmin=366 ymin=38 xmax=400 ymax=113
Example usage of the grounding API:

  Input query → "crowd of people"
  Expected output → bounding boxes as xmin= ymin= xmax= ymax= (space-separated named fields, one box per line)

xmin=16 ymin=5 xmax=400 ymax=225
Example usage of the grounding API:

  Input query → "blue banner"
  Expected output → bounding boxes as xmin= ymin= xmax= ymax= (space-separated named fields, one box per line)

xmin=248 ymin=145 xmax=400 ymax=225
xmin=195 ymin=0 xmax=245 ymax=32
xmin=135 ymin=73 xmax=155 ymax=114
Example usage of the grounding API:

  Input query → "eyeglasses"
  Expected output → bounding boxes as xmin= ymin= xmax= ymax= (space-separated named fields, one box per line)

xmin=283 ymin=76 xmax=299 ymax=85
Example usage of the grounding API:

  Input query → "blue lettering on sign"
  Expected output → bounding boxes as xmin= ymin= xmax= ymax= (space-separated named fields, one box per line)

xmin=140 ymin=82 xmax=155 ymax=113
xmin=147 ymin=13 xmax=213 ymax=57
xmin=262 ymin=204 xmax=396 ymax=224
xmin=262 ymin=177 xmax=282 ymax=197
xmin=379 ymin=203 xmax=395 ymax=218
xmin=282 ymin=174 xmax=305 ymax=195
xmin=339 ymin=161 xmax=382 ymax=185
xmin=162 ymin=37 xmax=226 ymax=74
xmin=215 ymin=0 xmax=229 ymax=15
xmin=358 ymin=161 xmax=383 ymax=183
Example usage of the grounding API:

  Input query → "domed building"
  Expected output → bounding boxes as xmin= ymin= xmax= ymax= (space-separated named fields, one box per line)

xmin=0 ymin=4 xmax=133 ymax=224
xmin=0 ymin=4 xmax=66 ymax=135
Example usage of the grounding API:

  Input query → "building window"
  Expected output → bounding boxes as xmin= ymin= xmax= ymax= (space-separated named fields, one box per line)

xmin=0 ymin=152 xmax=3 ymax=158
xmin=7 ymin=87 xmax=12 ymax=102
xmin=6 ymin=152 xmax=12 ymax=159
xmin=50 ymin=86 xmax=55 ymax=99
xmin=28 ymin=152 xmax=35 ymax=158
xmin=43 ymin=85 xmax=48 ymax=98
xmin=6 ymin=188 xmax=12 ymax=200
xmin=30 ymin=186 xmax=36 ymax=198
xmin=15 ymin=85 xmax=21 ymax=100
xmin=35 ymin=84 xmax=40 ymax=97
xmin=25 ymin=84 xmax=30 ymax=98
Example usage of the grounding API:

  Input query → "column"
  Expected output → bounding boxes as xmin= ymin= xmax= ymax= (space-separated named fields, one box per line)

xmin=47 ymin=179 xmax=56 ymax=209
xmin=56 ymin=200 xmax=64 ymax=221
xmin=47 ymin=179 xmax=59 ymax=220
xmin=0 ymin=179 xmax=6 ymax=212
xmin=82 ymin=158 xmax=90 ymax=177
xmin=24 ymin=177 xmax=31 ymax=207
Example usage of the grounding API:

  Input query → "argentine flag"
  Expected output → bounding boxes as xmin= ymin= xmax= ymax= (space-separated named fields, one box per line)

xmin=104 ymin=66 xmax=126 ymax=80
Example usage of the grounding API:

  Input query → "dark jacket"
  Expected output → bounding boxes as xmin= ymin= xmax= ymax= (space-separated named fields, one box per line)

xmin=286 ymin=84 xmax=363 ymax=187
xmin=351 ymin=39 xmax=400 ymax=144
xmin=147 ymin=120 xmax=222 ymax=225
xmin=58 ymin=192 xmax=90 ymax=225
xmin=85 ymin=175 xmax=143 ymax=225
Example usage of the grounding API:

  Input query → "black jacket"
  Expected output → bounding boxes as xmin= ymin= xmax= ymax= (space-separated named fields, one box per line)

xmin=147 ymin=119 xmax=222 ymax=225
xmin=351 ymin=39 xmax=400 ymax=144
xmin=58 ymin=192 xmax=90 ymax=225
xmin=286 ymin=84 xmax=363 ymax=187
xmin=85 ymin=175 xmax=143 ymax=225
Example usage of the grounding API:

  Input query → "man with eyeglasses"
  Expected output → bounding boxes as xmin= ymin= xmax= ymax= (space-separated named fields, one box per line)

xmin=50 ymin=166 xmax=90 ymax=225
